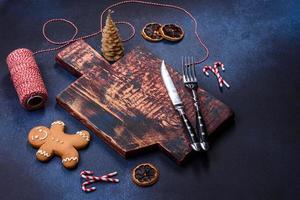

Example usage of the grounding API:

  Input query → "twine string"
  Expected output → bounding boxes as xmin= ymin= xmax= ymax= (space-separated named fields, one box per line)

xmin=33 ymin=0 xmax=209 ymax=65
xmin=33 ymin=19 xmax=135 ymax=55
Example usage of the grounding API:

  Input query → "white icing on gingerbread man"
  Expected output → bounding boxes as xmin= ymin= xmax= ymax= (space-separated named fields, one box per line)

xmin=28 ymin=120 xmax=90 ymax=169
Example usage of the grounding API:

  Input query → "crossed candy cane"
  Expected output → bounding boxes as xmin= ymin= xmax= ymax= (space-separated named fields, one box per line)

xmin=80 ymin=170 xmax=119 ymax=192
xmin=203 ymin=61 xmax=230 ymax=88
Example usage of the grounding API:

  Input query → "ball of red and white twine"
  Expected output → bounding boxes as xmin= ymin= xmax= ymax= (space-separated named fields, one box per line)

xmin=80 ymin=170 xmax=119 ymax=192
xmin=203 ymin=61 xmax=230 ymax=88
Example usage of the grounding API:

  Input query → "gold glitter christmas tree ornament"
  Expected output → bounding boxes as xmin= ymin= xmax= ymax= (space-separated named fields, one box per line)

xmin=101 ymin=10 xmax=125 ymax=62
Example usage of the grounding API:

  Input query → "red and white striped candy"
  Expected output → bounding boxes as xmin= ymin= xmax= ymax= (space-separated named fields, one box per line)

xmin=80 ymin=170 xmax=119 ymax=192
xmin=203 ymin=61 xmax=230 ymax=88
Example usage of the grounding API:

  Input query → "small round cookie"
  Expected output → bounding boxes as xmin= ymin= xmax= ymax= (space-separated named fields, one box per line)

xmin=141 ymin=23 xmax=163 ymax=42
xmin=132 ymin=163 xmax=159 ymax=187
xmin=159 ymin=24 xmax=184 ymax=42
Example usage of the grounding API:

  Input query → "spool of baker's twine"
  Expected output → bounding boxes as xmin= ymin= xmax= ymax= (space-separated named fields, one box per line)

xmin=6 ymin=48 xmax=48 ymax=110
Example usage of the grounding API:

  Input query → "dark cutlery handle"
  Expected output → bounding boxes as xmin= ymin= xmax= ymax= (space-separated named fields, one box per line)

xmin=176 ymin=106 xmax=201 ymax=151
xmin=192 ymin=90 xmax=209 ymax=151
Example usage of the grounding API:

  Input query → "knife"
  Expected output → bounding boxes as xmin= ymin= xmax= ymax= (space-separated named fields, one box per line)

xmin=161 ymin=60 xmax=201 ymax=151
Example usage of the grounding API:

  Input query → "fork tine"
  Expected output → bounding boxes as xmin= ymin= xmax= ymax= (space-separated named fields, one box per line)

xmin=181 ymin=56 xmax=185 ymax=81
xmin=189 ymin=56 xmax=193 ymax=81
xmin=188 ymin=56 xmax=193 ymax=82
xmin=184 ymin=56 xmax=189 ymax=82
xmin=191 ymin=57 xmax=197 ymax=81
xmin=184 ymin=56 xmax=187 ymax=81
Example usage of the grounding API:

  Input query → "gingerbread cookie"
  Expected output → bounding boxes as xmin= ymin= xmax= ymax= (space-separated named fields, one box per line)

xmin=28 ymin=120 xmax=90 ymax=169
xmin=132 ymin=163 xmax=159 ymax=187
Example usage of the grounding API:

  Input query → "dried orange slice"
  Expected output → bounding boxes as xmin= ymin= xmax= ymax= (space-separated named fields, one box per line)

xmin=141 ymin=23 xmax=163 ymax=42
xmin=160 ymin=24 xmax=184 ymax=42
xmin=132 ymin=163 xmax=159 ymax=187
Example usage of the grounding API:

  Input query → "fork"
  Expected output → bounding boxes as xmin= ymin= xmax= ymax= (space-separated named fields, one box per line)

xmin=182 ymin=56 xmax=209 ymax=151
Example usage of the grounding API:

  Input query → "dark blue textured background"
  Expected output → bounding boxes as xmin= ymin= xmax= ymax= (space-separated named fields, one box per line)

xmin=0 ymin=0 xmax=299 ymax=199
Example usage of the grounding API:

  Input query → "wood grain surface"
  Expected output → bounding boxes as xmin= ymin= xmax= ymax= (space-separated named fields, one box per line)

xmin=56 ymin=40 xmax=234 ymax=163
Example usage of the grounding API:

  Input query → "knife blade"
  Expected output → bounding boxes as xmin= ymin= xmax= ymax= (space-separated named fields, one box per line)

xmin=161 ymin=60 xmax=201 ymax=151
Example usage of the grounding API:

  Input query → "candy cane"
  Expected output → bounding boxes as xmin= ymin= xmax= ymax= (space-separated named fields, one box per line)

xmin=80 ymin=170 xmax=119 ymax=192
xmin=203 ymin=61 xmax=230 ymax=88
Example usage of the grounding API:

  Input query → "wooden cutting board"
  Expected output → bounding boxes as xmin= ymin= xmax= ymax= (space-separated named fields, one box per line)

xmin=56 ymin=40 xmax=234 ymax=164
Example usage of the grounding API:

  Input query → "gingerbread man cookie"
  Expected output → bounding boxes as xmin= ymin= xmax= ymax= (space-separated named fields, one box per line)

xmin=28 ymin=120 xmax=90 ymax=169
